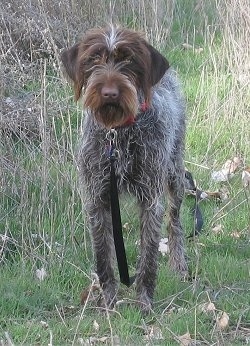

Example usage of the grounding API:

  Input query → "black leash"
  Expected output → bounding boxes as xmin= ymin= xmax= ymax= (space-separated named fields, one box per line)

xmin=106 ymin=129 xmax=135 ymax=287
xmin=184 ymin=170 xmax=204 ymax=237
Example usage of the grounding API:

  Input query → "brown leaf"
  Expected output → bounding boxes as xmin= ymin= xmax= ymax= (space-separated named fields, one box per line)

xmin=182 ymin=43 xmax=203 ymax=53
xmin=205 ymin=188 xmax=229 ymax=201
xmin=199 ymin=302 xmax=216 ymax=313
xmin=144 ymin=325 xmax=163 ymax=341
xmin=212 ymin=224 xmax=223 ymax=234
xmin=211 ymin=157 xmax=242 ymax=182
xmin=230 ymin=231 xmax=241 ymax=238
xmin=206 ymin=302 xmax=216 ymax=311
xmin=80 ymin=284 xmax=100 ymax=305
xmin=242 ymin=169 xmax=250 ymax=187
xmin=177 ymin=332 xmax=192 ymax=346
xmin=223 ymin=157 xmax=241 ymax=174
xmin=217 ymin=311 xmax=229 ymax=329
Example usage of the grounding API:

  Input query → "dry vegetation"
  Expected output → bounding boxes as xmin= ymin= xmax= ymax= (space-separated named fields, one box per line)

xmin=0 ymin=0 xmax=249 ymax=142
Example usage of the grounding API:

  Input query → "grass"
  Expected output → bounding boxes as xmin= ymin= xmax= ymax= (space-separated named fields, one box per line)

xmin=0 ymin=0 xmax=250 ymax=345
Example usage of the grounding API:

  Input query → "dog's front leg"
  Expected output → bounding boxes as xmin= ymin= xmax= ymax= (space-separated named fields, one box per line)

xmin=88 ymin=201 xmax=117 ymax=308
xmin=135 ymin=199 xmax=164 ymax=313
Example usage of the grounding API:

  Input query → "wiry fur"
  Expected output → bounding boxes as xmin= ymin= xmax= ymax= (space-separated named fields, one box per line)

xmin=62 ymin=25 xmax=188 ymax=313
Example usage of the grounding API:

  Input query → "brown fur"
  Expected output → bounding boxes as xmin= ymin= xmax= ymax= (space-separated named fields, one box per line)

xmin=61 ymin=26 xmax=169 ymax=128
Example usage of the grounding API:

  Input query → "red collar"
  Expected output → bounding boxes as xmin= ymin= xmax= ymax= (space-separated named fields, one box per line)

xmin=120 ymin=101 xmax=149 ymax=127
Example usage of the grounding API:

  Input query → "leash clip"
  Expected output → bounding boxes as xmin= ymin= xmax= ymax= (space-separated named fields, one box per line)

xmin=106 ymin=129 xmax=119 ymax=160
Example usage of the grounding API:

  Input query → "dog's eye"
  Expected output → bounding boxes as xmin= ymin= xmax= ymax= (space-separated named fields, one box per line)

xmin=124 ymin=58 xmax=132 ymax=64
xmin=113 ymin=49 xmax=132 ymax=63
xmin=115 ymin=54 xmax=132 ymax=64
xmin=92 ymin=53 xmax=102 ymax=62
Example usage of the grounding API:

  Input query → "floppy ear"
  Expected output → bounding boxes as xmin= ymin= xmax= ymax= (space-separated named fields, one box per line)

xmin=146 ymin=43 xmax=170 ymax=86
xmin=61 ymin=43 xmax=84 ymax=101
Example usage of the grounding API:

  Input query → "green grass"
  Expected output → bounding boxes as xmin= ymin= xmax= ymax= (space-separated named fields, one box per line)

xmin=1 ymin=2 xmax=250 ymax=345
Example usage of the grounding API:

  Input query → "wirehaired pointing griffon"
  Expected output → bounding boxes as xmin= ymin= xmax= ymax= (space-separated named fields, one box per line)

xmin=62 ymin=25 xmax=188 ymax=313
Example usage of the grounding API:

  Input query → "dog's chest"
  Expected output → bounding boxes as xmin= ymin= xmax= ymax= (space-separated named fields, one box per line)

xmin=117 ymin=137 xmax=136 ymax=173
xmin=115 ymin=132 xmax=142 ymax=185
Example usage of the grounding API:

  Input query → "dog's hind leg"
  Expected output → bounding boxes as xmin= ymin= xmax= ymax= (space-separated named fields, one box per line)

xmin=166 ymin=166 xmax=188 ymax=277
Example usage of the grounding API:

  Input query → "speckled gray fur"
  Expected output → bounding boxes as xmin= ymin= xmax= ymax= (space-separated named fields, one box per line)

xmin=77 ymin=69 xmax=188 ymax=312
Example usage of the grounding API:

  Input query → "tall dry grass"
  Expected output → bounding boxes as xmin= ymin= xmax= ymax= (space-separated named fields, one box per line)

xmin=0 ymin=0 xmax=249 ymax=238
xmin=187 ymin=0 xmax=249 ymax=162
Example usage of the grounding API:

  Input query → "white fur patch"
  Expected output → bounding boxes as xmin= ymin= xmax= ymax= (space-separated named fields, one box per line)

xmin=104 ymin=25 xmax=118 ymax=51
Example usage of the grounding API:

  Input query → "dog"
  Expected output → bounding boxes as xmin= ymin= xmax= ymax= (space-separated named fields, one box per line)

xmin=61 ymin=25 xmax=188 ymax=313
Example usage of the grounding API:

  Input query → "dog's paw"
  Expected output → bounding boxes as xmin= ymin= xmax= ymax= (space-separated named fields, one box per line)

xmin=169 ymin=257 xmax=188 ymax=279
xmin=136 ymin=290 xmax=153 ymax=315
xmin=99 ymin=280 xmax=118 ymax=309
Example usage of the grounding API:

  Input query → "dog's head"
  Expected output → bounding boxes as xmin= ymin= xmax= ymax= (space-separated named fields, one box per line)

xmin=62 ymin=25 xmax=169 ymax=128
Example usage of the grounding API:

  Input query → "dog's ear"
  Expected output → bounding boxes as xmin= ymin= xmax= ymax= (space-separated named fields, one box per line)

xmin=61 ymin=43 xmax=84 ymax=101
xmin=146 ymin=43 xmax=170 ymax=86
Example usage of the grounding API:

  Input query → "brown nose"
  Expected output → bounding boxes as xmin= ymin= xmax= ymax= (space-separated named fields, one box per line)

xmin=101 ymin=85 xmax=119 ymax=100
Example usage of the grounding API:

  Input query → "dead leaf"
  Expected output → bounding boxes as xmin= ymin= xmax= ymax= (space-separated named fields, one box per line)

xmin=199 ymin=302 xmax=216 ymax=313
xmin=182 ymin=43 xmax=193 ymax=50
xmin=177 ymin=332 xmax=192 ymax=346
xmin=211 ymin=157 xmax=241 ymax=182
xmin=144 ymin=325 xmax=163 ymax=341
xmin=205 ymin=191 xmax=221 ymax=198
xmin=186 ymin=188 xmax=224 ymax=201
xmin=230 ymin=231 xmax=241 ymax=238
xmin=93 ymin=320 xmax=99 ymax=332
xmin=194 ymin=47 xmax=203 ymax=54
xmin=182 ymin=43 xmax=203 ymax=54
xmin=35 ymin=268 xmax=47 ymax=281
xmin=158 ymin=238 xmax=169 ymax=256
xmin=212 ymin=224 xmax=223 ymax=234
xmin=97 ymin=337 xmax=109 ymax=343
xmin=224 ymin=157 xmax=241 ymax=173
xmin=242 ymin=168 xmax=250 ymax=187
xmin=80 ymin=284 xmax=100 ymax=305
xmin=206 ymin=302 xmax=216 ymax=311
xmin=79 ymin=336 xmax=109 ymax=345
xmin=200 ymin=191 xmax=208 ymax=199
xmin=40 ymin=320 xmax=49 ymax=328
xmin=217 ymin=311 xmax=229 ymax=330
xmin=123 ymin=222 xmax=129 ymax=230
xmin=4 ymin=332 xmax=14 ymax=346
xmin=211 ymin=170 xmax=230 ymax=182
xmin=205 ymin=188 xmax=229 ymax=201
xmin=177 ymin=307 xmax=188 ymax=314
xmin=194 ymin=0 xmax=203 ymax=12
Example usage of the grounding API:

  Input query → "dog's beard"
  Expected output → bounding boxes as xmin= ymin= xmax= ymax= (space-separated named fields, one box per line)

xmin=84 ymin=70 xmax=139 ymax=128
xmin=95 ymin=103 xmax=126 ymax=128
xmin=84 ymin=95 xmax=138 ymax=128
xmin=94 ymin=101 xmax=138 ymax=128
